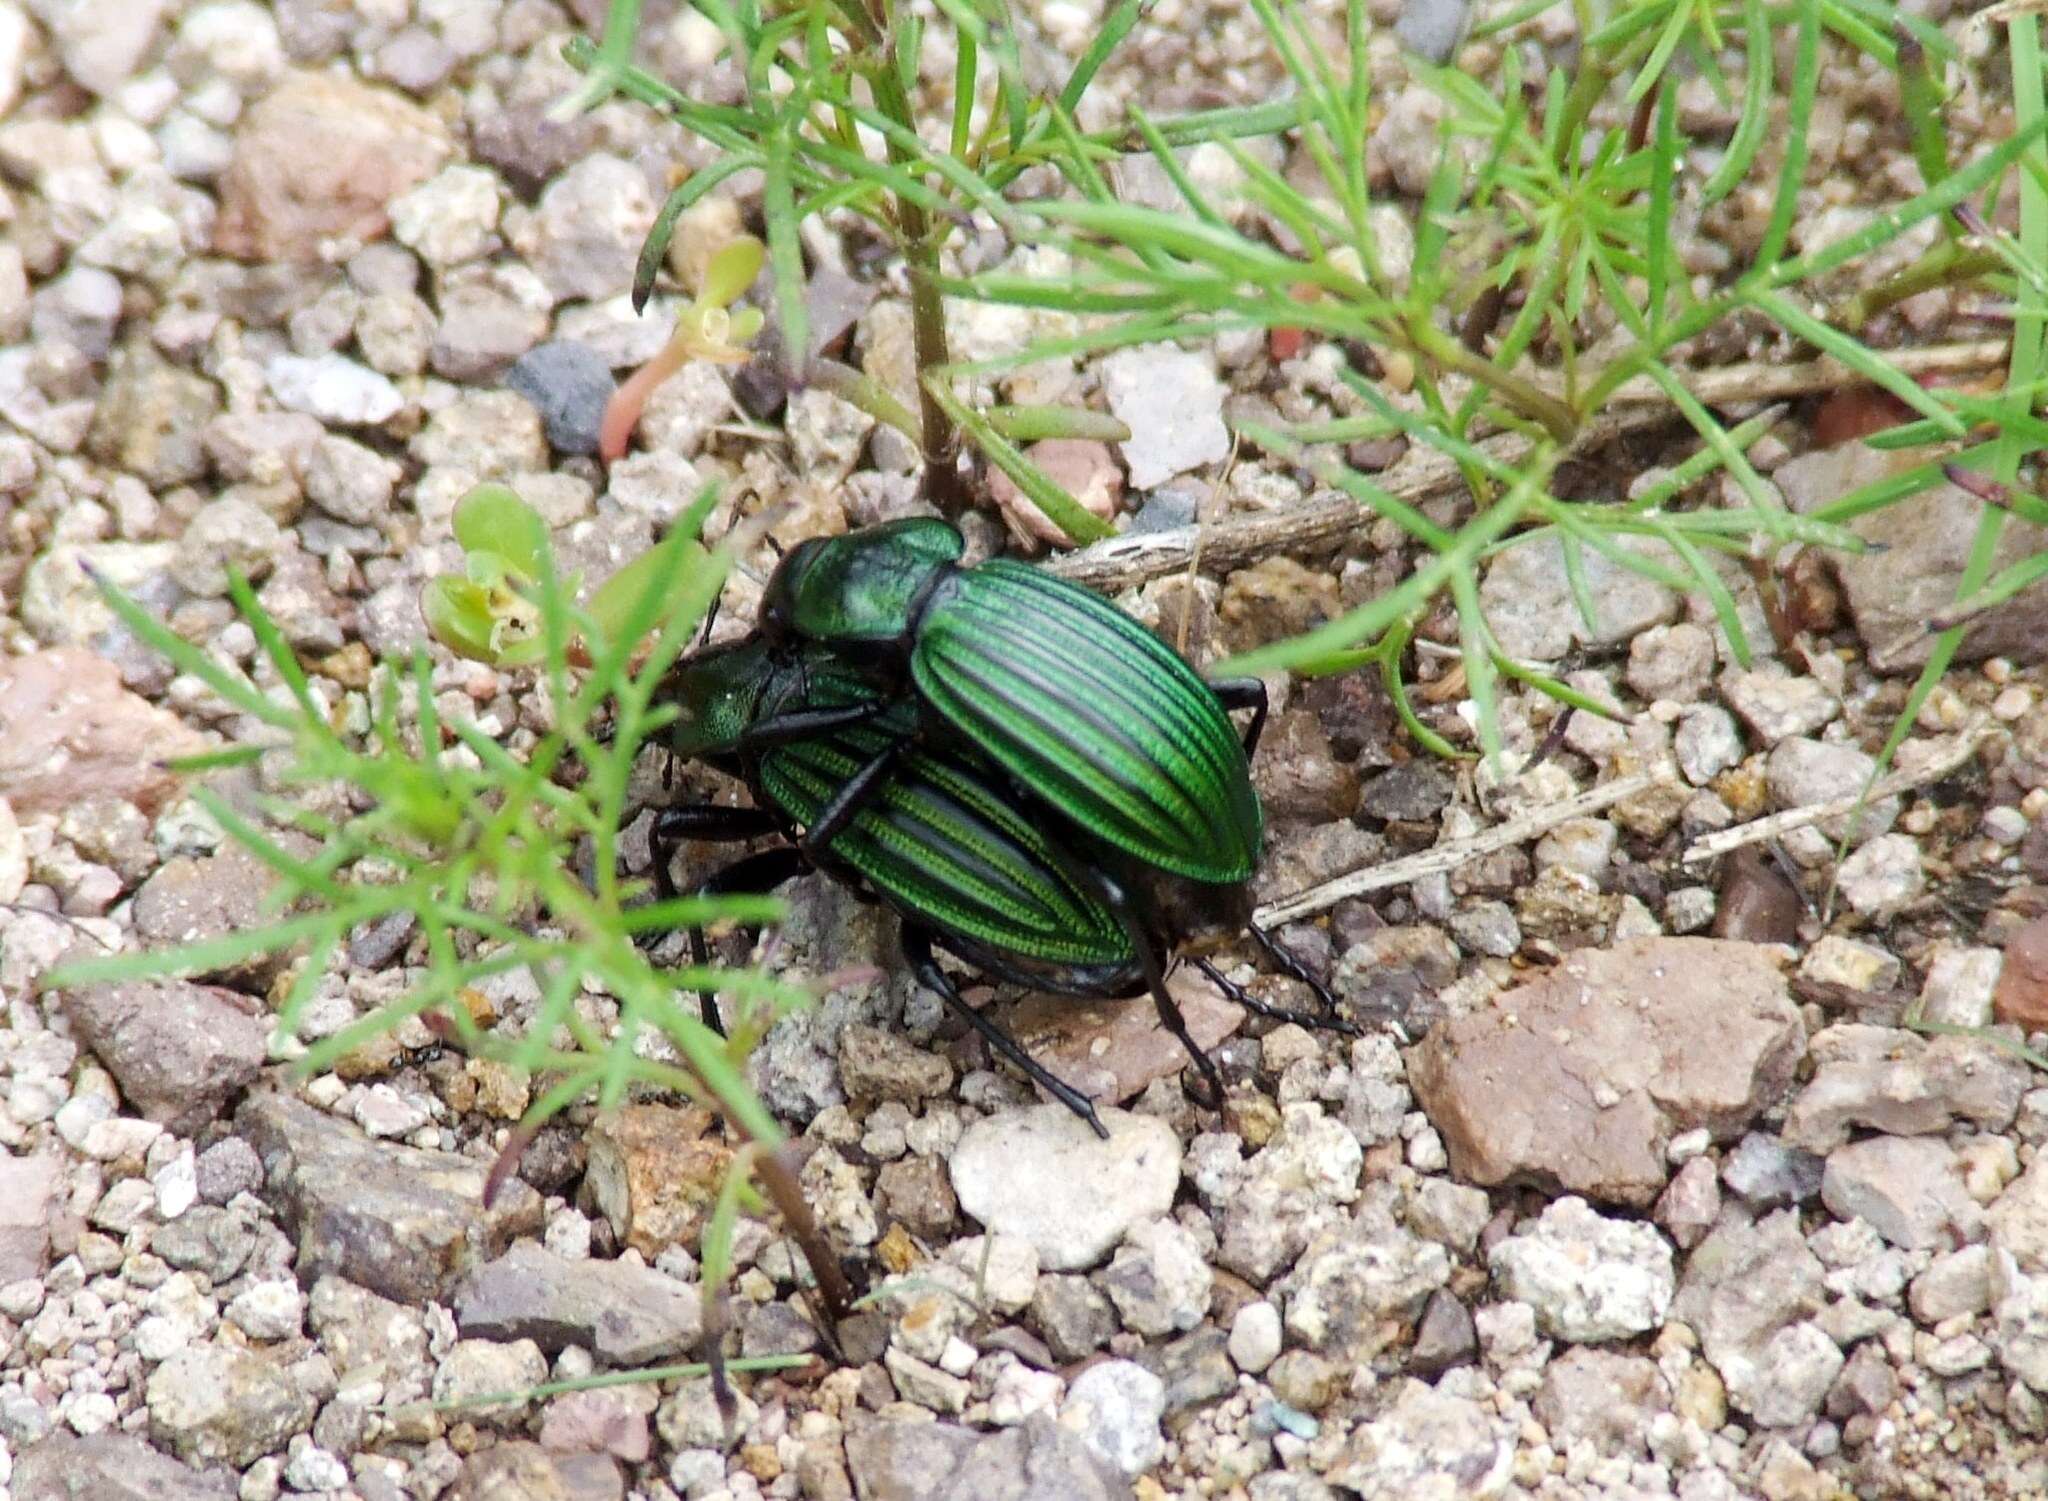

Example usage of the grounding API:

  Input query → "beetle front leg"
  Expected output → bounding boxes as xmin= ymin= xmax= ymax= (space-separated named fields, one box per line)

xmin=647 ymin=808 xmax=804 ymax=1034
xmin=1190 ymin=956 xmax=1359 ymax=1036
xmin=1207 ymin=676 xmax=1269 ymax=757
xmin=1081 ymin=866 xmax=1229 ymax=1114
xmin=798 ymin=737 xmax=908 ymax=857
xmin=899 ymin=926 xmax=1109 ymax=1140
xmin=738 ymin=700 xmax=891 ymax=750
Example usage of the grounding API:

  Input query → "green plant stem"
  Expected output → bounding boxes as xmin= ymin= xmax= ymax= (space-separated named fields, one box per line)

xmin=1832 ymin=242 xmax=2005 ymax=328
xmin=1414 ymin=322 xmax=1579 ymax=442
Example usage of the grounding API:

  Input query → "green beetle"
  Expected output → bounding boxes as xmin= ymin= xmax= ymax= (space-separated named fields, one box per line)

xmin=753 ymin=517 xmax=1268 ymax=886
xmin=651 ymin=638 xmax=1340 ymax=1134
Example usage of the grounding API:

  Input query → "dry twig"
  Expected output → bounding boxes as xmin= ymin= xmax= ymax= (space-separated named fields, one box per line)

xmin=1254 ymin=762 xmax=1679 ymax=927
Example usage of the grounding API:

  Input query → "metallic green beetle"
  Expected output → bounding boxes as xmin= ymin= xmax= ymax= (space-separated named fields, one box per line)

xmin=753 ymin=517 xmax=1268 ymax=886
xmin=652 ymin=638 xmax=1337 ymax=1134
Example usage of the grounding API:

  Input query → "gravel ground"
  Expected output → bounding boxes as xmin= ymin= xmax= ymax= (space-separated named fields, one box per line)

xmin=4 ymin=2 xmax=2048 ymax=1500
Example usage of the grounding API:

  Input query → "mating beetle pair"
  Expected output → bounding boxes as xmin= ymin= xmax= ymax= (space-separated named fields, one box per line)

xmin=653 ymin=517 xmax=1345 ymax=1133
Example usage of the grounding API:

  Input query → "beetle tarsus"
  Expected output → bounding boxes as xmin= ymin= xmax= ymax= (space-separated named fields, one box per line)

xmin=901 ymin=926 xmax=1110 ymax=1139
xmin=1192 ymin=955 xmax=1361 ymax=1037
xmin=648 ymin=807 xmax=805 ymax=1034
xmin=1247 ymin=921 xmax=1345 ymax=1018
xmin=1207 ymin=675 xmax=1270 ymax=757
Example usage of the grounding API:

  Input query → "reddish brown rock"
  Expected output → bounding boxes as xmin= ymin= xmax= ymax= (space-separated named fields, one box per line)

xmin=1406 ymin=938 xmax=1803 ymax=1209
xmin=582 ymin=1105 xmax=733 ymax=1258
xmin=988 ymin=439 xmax=1122 ymax=549
xmin=1009 ymin=969 xmax=1242 ymax=1107
xmin=215 ymin=72 xmax=451 ymax=263
xmin=0 ymin=648 xmax=205 ymax=817
xmin=1994 ymin=915 xmax=2048 ymax=1029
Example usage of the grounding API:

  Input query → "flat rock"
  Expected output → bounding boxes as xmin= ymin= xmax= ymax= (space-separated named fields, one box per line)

xmin=13 ymin=1430 xmax=235 ymax=1501
xmin=951 ymin=1105 xmax=1182 ymax=1271
xmin=215 ymin=70 xmax=452 ymax=262
xmin=1478 ymin=535 xmax=1681 ymax=660
xmin=1781 ymin=1024 xmax=2030 ymax=1153
xmin=1327 ymin=1379 xmax=1512 ymax=1498
xmin=0 ymin=648 xmax=204 ymax=817
xmin=1407 ymin=938 xmax=1803 ymax=1208
xmin=60 ymin=980 xmax=268 ymax=1133
xmin=144 ymin=1345 xmax=316 ymax=1468
xmin=1779 ymin=440 xmax=2048 ymax=670
xmin=1990 ymin=1151 xmax=2048 ymax=1271
xmin=1101 ymin=347 xmax=1228 ymax=488
xmin=239 ymin=1092 xmax=542 ymax=1303
xmin=131 ymin=839 xmax=311 ymax=988
xmin=1010 ymin=969 xmax=1243 ymax=1106
xmin=453 ymin=1241 xmax=702 ymax=1366
xmin=1670 ymin=1208 xmax=1834 ymax=1428
xmin=1532 ymin=1349 xmax=1672 ymax=1457
xmin=844 ymin=1412 xmax=1129 ymax=1501
xmin=447 ymin=1441 xmax=624 ymax=1501
xmin=0 ymin=1151 xmax=60 ymax=1282
xmin=1488 ymin=1197 xmax=1675 ymax=1342
xmin=1821 ymin=1135 xmax=1979 ymax=1250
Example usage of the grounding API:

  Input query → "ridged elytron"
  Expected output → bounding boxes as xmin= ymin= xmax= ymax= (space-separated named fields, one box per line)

xmin=751 ymin=517 xmax=1270 ymax=886
xmin=651 ymin=637 xmax=1343 ymax=1134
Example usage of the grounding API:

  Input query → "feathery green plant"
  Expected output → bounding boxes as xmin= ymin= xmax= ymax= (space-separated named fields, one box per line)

xmin=44 ymin=485 xmax=856 ymax=1335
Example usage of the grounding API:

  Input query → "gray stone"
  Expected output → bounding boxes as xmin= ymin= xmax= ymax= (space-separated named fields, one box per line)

xmin=1778 ymin=440 xmax=2048 ymax=669
xmin=62 ymin=981 xmax=268 ymax=1134
xmin=1489 ymin=1197 xmax=1675 ymax=1342
xmin=1532 ymin=1349 xmax=1671 ymax=1457
xmin=13 ymin=1430 xmax=235 ymax=1501
xmin=131 ymin=841 xmax=307 ymax=989
xmin=1359 ymin=763 xmax=1454 ymax=821
xmin=1101 ymin=347 xmax=1228 ymax=489
xmin=238 ymin=1092 xmax=543 ymax=1303
xmin=1835 ymin=833 xmax=1924 ymax=920
xmin=446 ymin=1441 xmax=624 ymax=1501
xmin=266 ymin=352 xmax=403 ymax=426
xmin=1410 ymin=1288 xmax=1477 ymax=1376
xmin=1990 ymin=1151 xmax=2048 ymax=1271
xmin=1138 ymin=1326 xmax=1235 ymax=1415
xmin=843 ymin=1412 xmax=1129 ymax=1501
xmin=516 ymin=154 xmax=656 ymax=304
xmin=1327 ymin=1379 xmax=1511 ymax=1498
xmin=303 ymin=434 xmax=399 ymax=524
xmin=453 ymin=1241 xmax=702 ymax=1365
xmin=1765 ymin=737 xmax=1898 ymax=845
xmin=1911 ymin=1244 xmax=1996 ymax=1325
xmin=1655 ymin=1154 xmax=1722 ymax=1250
xmin=1283 ymin=1216 xmax=1451 ymax=1362
xmin=1675 ymin=705 xmax=1744 ymax=784
xmin=1031 ymin=1274 xmax=1118 ymax=1362
xmin=194 ymin=1137 xmax=263 ymax=1205
xmin=145 ymin=1346 xmax=316 ymax=1468
xmin=838 ymin=1023 xmax=953 ymax=1103
xmin=87 ymin=347 xmax=220 ymax=486
xmin=150 ymin=1205 xmax=257 ymax=1282
xmin=307 ymin=1275 xmax=431 ymax=1391
xmin=431 ymin=1337 xmax=549 ymax=1417
xmin=1721 ymin=669 xmax=1838 ymax=743
xmin=169 ymin=495 xmax=285 ymax=597
xmin=429 ymin=265 xmax=550 ymax=381
xmin=951 ymin=1106 xmax=1180 ymax=1272
xmin=1228 ymin=1299 xmax=1282 ymax=1374
xmin=1821 ymin=1135 xmax=1978 ymax=1250
xmin=1671 ymin=1208 xmax=1833 ymax=1427
xmin=1479 ymin=535 xmax=1680 ymax=659
xmin=1918 ymin=947 xmax=2001 ymax=1030
xmin=1783 ymin=1025 xmax=2030 ymax=1153
xmin=32 ymin=266 xmax=124 ymax=359
xmin=1721 ymin=1132 xmax=1825 ymax=1207
xmin=1060 ymin=1359 xmax=1166 ymax=1477
xmin=1102 ymin=1218 xmax=1211 ymax=1336
xmin=1395 ymin=0 xmax=1470 ymax=63
xmin=506 ymin=341 xmax=615 ymax=456
xmin=0 ymin=1152 xmax=60 ymax=1282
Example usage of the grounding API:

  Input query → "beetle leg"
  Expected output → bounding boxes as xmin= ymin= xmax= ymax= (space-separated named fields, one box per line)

xmin=798 ymin=737 xmax=908 ymax=857
xmin=1206 ymin=676 xmax=1269 ymax=757
xmin=1247 ymin=921 xmax=1343 ymax=1015
xmin=1190 ymin=956 xmax=1360 ymax=1036
xmin=900 ymin=926 xmax=1109 ymax=1140
xmin=648 ymin=808 xmax=806 ymax=1034
xmin=1078 ymin=866 xmax=1229 ymax=1113
xmin=739 ymin=700 xmax=892 ymax=749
